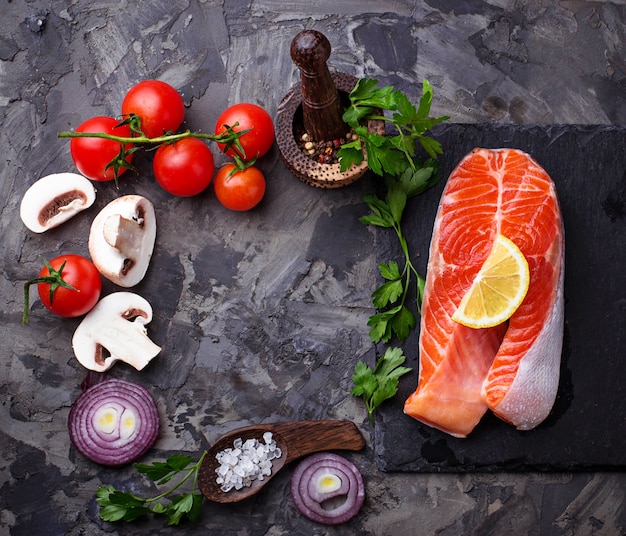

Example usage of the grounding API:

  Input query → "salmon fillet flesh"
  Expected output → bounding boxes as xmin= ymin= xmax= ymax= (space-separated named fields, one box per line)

xmin=404 ymin=148 xmax=565 ymax=437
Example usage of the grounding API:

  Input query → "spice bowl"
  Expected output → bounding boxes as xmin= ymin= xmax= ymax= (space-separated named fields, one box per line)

xmin=276 ymin=72 xmax=385 ymax=189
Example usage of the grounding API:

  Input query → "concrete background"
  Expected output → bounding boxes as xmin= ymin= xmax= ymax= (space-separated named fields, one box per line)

xmin=1 ymin=1 xmax=625 ymax=535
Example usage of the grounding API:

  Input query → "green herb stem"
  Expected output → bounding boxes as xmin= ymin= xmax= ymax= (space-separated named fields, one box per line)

xmin=144 ymin=451 xmax=206 ymax=505
xmin=394 ymin=220 xmax=424 ymax=310
xmin=341 ymin=78 xmax=446 ymax=344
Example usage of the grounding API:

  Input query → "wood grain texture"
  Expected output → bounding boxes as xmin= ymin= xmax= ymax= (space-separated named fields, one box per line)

xmin=198 ymin=420 xmax=364 ymax=503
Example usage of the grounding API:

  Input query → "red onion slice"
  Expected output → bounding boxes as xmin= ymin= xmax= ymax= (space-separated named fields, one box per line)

xmin=68 ymin=378 xmax=159 ymax=466
xmin=290 ymin=452 xmax=365 ymax=525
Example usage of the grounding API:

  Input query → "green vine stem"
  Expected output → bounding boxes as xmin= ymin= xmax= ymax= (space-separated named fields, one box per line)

xmin=57 ymin=127 xmax=245 ymax=146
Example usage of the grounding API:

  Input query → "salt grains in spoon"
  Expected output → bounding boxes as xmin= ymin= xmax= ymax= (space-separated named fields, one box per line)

xmin=215 ymin=431 xmax=282 ymax=492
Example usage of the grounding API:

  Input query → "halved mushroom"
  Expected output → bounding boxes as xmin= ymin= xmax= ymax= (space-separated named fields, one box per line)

xmin=72 ymin=292 xmax=161 ymax=372
xmin=20 ymin=172 xmax=96 ymax=233
xmin=89 ymin=195 xmax=156 ymax=287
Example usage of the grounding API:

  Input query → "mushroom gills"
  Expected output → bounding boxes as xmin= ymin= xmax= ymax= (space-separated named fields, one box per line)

xmin=20 ymin=172 xmax=96 ymax=233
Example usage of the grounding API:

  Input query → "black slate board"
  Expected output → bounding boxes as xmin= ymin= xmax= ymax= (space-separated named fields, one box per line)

xmin=374 ymin=124 xmax=626 ymax=472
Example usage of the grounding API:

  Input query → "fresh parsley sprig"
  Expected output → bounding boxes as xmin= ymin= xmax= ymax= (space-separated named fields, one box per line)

xmin=361 ymin=164 xmax=439 ymax=343
xmin=351 ymin=347 xmax=412 ymax=426
xmin=338 ymin=79 xmax=448 ymax=176
xmin=96 ymin=452 xmax=206 ymax=526
xmin=339 ymin=79 xmax=448 ymax=343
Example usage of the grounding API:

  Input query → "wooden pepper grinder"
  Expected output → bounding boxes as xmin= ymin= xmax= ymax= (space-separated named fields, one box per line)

xmin=290 ymin=30 xmax=350 ymax=142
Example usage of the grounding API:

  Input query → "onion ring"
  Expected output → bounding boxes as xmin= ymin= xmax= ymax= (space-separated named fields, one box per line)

xmin=290 ymin=452 xmax=365 ymax=525
xmin=68 ymin=378 xmax=159 ymax=466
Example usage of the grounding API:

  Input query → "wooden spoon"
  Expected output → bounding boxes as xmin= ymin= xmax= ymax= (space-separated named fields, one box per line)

xmin=197 ymin=420 xmax=365 ymax=503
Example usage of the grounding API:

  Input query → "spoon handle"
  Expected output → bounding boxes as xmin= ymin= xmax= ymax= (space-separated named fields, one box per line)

xmin=270 ymin=420 xmax=365 ymax=462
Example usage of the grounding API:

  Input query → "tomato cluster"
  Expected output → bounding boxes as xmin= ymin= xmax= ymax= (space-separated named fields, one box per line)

xmin=27 ymin=81 xmax=276 ymax=324
xmin=69 ymin=80 xmax=274 ymax=209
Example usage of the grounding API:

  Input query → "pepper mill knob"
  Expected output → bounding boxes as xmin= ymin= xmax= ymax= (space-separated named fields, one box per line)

xmin=290 ymin=30 xmax=349 ymax=142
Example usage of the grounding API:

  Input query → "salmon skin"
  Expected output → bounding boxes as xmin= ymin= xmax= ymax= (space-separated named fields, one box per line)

xmin=404 ymin=148 xmax=564 ymax=437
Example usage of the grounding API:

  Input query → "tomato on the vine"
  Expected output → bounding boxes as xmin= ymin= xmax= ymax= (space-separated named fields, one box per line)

xmin=23 ymin=255 xmax=102 ymax=324
xmin=213 ymin=163 xmax=266 ymax=211
xmin=122 ymin=80 xmax=185 ymax=139
xmin=215 ymin=103 xmax=274 ymax=161
xmin=153 ymin=137 xmax=215 ymax=197
xmin=70 ymin=116 xmax=134 ymax=182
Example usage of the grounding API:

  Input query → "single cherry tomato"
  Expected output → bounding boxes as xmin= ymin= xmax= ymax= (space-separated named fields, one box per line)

xmin=70 ymin=116 xmax=134 ymax=182
xmin=153 ymin=137 xmax=215 ymax=197
xmin=215 ymin=103 xmax=274 ymax=161
xmin=121 ymin=80 xmax=185 ymax=139
xmin=23 ymin=255 xmax=102 ymax=324
xmin=213 ymin=163 xmax=266 ymax=211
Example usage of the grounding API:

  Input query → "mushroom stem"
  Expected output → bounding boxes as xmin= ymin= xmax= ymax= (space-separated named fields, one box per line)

xmin=89 ymin=195 xmax=156 ymax=288
xmin=103 ymin=214 xmax=144 ymax=254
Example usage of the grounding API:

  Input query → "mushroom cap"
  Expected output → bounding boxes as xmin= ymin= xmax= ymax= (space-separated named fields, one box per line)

xmin=20 ymin=172 xmax=96 ymax=233
xmin=72 ymin=291 xmax=161 ymax=372
xmin=89 ymin=195 xmax=156 ymax=287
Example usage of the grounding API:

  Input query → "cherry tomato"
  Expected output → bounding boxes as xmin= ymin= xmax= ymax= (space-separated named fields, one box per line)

xmin=121 ymin=80 xmax=185 ymax=139
xmin=215 ymin=103 xmax=274 ymax=161
xmin=35 ymin=255 xmax=102 ymax=319
xmin=153 ymin=137 xmax=215 ymax=197
xmin=70 ymin=116 xmax=134 ymax=182
xmin=213 ymin=163 xmax=266 ymax=211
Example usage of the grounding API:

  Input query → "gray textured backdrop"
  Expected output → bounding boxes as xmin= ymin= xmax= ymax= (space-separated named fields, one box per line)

xmin=1 ymin=1 xmax=625 ymax=535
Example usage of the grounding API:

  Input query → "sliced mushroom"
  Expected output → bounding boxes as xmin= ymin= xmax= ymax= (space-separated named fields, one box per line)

xmin=20 ymin=172 xmax=96 ymax=233
xmin=89 ymin=195 xmax=156 ymax=287
xmin=72 ymin=292 xmax=161 ymax=372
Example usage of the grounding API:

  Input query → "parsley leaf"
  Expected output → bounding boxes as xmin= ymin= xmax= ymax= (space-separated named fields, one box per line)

xmin=96 ymin=486 xmax=149 ymax=523
xmin=135 ymin=454 xmax=196 ymax=484
xmin=336 ymin=138 xmax=364 ymax=170
xmin=351 ymin=347 xmax=412 ymax=425
xmin=96 ymin=452 xmax=207 ymax=526
xmin=372 ymin=279 xmax=403 ymax=309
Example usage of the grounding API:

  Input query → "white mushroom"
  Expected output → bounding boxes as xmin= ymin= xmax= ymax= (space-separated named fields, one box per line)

xmin=20 ymin=172 xmax=96 ymax=233
xmin=89 ymin=195 xmax=156 ymax=287
xmin=72 ymin=292 xmax=161 ymax=372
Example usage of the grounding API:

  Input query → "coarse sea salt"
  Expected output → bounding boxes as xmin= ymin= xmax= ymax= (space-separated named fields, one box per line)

xmin=215 ymin=431 xmax=282 ymax=492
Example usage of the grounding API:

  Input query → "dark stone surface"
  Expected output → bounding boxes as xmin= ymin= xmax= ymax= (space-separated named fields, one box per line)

xmin=1 ymin=1 xmax=625 ymax=535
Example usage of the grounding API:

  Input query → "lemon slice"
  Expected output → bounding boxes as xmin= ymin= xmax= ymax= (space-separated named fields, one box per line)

xmin=452 ymin=234 xmax=530 ymax=328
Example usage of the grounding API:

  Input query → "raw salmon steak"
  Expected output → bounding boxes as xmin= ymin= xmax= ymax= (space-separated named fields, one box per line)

xmin=404 ymin=148 xmax=564 ymax=437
